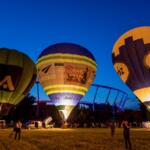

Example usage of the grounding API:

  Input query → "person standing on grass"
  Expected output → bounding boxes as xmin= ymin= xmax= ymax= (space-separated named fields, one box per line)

xmin=121 ymin=119 xmax=132 ymax=149
xmin=14 ymin=120 xmax=22 ymax=140
xmin=110 ymin=121 xmax=115 ymax=137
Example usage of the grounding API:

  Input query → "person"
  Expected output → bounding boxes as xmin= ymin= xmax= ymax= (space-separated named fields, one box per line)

xmin=121 ymin=119 xmax=132 ymax=149
xmin=62 ymin=121 xmax=68 ymax=128
xmin=110 ymin=121 xmax=115 ymax=137
xmin=35 ymin=121 xmax=38 ymax=128
xmin=14 ymin=120 xmax=22 ymax=140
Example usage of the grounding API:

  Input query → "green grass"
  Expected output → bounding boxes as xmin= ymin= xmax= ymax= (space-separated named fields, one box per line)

xmin=0 ymin=128 xmax=150 ymax=150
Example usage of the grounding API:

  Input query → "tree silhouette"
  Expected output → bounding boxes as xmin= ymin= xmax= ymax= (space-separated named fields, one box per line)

xmin=6 ymin=94 xmax=36 ymax=122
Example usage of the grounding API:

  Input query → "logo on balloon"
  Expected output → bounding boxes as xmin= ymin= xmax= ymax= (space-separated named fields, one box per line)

xmin=41 ymin=64 xmax=52 ymax=73
xmin=0 ymin=75 xmax=15 ymax=91
xmin=114 ymin=63 xmax=129 ymax=82
xmin=65 ymin=65 xmax=88 ymax=84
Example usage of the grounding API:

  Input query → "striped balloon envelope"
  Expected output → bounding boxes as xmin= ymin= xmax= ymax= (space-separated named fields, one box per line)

xmin=37 ymin=43 xmax=97 ymax=121
xmin=0 ymin=48 xmax=36 ymax=116
xmin=112 ymin=26 xmax=150 ymax=111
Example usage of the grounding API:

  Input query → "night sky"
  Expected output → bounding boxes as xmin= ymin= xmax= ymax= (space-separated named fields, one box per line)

xmin=0 ymin=0 xmax=150 ymax=109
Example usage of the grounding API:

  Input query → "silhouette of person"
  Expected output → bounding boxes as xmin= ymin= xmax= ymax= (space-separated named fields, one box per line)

xmin=14 ymin=120 xmax=22 ymax=140
xmin=35 ymin=121 xmax=38 ymax=128
xmin=121 ymin=119 xmax=132 ymax=149
xmin=110 ymin=121 xmax=115 ymax=137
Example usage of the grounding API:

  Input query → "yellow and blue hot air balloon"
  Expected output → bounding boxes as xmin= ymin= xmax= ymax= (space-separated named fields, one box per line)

xmin=37 ymin=43 xmax=97 ymax=121
xmin=112 ymin=26 xmax=150 ymax=111
xmin=0 ymin=48 xmax=36 ymax=116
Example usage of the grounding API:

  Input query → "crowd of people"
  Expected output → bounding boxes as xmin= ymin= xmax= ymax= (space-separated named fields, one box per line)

xmin=66 ymin=120 xmax=142 ymax=129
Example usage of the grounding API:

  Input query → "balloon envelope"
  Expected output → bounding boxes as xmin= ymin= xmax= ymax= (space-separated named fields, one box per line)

xmin=37 ymin=43 xmax=97 ymax=120
xmin=0 ymin=48 xmax=36 ymax=116
xmin=112 ymin=26 xmax=150 ymax=111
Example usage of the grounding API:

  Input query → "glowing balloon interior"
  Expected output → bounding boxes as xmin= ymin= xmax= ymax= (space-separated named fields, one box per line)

xmin=112 ymin=26 xmax=150 ymax=111
xmin=0 ymin=48 xmax=36 ymax=116
xmin=37 ymin=43 xmax=97 ymax=120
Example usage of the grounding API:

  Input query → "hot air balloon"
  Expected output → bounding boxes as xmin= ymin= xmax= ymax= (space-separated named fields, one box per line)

xmin=112 ymin=26 xmax=150 ymax=111
xmin=37 ymin=43 xmax=97 ymax=121
xmin=0 ymin=48 xmax=36 ymax=116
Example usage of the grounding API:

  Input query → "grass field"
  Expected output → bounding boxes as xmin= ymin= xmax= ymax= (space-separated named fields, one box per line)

xmin=0 ymin=128 xmax=150 ymax=150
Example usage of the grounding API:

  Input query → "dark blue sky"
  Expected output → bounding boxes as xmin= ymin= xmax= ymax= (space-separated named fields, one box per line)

xmin=0 ymin=0 xmax=150 ymax=109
